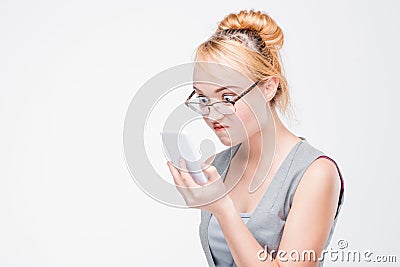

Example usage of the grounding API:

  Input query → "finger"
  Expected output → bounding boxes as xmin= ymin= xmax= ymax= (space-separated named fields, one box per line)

xmin=167 ymin=161 xmax=184 ymax=187
xmin=178 ymin=158 xmax=200 ymax=188
xmin=202 ymin=164 xmax=221 ymax=183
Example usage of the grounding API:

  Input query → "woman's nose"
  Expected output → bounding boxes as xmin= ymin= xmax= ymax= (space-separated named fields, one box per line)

xmin=205 ymin=106 xmax=225 ymax=121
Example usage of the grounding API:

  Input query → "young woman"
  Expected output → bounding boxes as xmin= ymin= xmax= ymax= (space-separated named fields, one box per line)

xmin=167 ymin=9 xmax=344 ymax=267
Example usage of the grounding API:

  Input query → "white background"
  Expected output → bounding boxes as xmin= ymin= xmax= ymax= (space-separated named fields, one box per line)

xmin=2 ymin=0 xmax=400 ymax=266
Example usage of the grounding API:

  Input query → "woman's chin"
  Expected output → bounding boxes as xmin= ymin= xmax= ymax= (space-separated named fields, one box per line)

xmin=218 ymin=136 xmax=239 ymax=147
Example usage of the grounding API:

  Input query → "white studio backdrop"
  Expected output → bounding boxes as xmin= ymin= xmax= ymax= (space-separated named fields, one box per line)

xmin=1 ymin=0 xmax=400 ymax=266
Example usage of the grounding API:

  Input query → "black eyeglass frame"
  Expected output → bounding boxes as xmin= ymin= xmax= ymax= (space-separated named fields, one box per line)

xmin=184 ymin=80 xmax=261 ymax=115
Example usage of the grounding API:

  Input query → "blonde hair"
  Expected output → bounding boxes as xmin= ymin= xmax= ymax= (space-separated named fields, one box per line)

xmin=194 ymin=9 xmax=296 ymax=121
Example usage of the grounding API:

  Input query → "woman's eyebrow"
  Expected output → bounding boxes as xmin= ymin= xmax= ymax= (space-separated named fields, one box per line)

xmin=193 ymin=85 xmax=240 ymax=94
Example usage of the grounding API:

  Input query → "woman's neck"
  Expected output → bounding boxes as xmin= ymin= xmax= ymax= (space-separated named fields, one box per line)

xmin=235 ymin=106 xmax=300 ymax=169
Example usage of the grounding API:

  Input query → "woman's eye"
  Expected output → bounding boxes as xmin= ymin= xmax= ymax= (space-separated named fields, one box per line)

xmin=197 ymin=96 xmax=209 ymax=103
xmin=223 ymin=95 xmax=235 ymax=102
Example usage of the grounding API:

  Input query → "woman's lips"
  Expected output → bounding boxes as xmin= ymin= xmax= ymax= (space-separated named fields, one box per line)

xmin=213 ymin=123 xmax=228 ymax=131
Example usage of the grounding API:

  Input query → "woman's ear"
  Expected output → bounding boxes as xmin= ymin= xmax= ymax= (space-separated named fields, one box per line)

xmin=260 ymin=77 xmax=280 ymax=101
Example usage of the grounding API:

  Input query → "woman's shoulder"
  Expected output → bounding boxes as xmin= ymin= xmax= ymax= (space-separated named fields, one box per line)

xmin=298 ymin=139 xmax=343 ymax=179
xmin=295 ymin=138 xmax=345 ymax=219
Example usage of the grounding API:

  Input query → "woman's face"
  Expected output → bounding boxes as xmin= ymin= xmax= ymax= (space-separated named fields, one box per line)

xmin=192 ymin=59 xmax=271 ymax=147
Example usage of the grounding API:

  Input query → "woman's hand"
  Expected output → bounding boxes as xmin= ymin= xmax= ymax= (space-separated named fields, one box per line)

xmin=167 ymin=158 xmax=233 ymax=215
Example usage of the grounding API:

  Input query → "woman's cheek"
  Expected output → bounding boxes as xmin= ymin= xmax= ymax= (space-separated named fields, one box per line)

xmin=235 ymin=105 xmax=259 ymax=133
xmin=203 ymin=117 xmax=215 ymax=129
xmin=236 ymin=109 xmax=269 ymax=143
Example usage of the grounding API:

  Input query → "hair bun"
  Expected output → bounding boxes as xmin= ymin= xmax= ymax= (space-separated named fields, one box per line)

xmin=216 ymin=9 xmax=284 ymax=50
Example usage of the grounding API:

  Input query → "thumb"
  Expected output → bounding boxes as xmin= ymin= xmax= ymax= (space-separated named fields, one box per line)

xmin=201 ymin=163 xmax=220 ymax=183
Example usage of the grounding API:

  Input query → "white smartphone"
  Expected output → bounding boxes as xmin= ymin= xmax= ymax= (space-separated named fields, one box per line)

xmin=161 ymin=131 xmax=209 ymax=185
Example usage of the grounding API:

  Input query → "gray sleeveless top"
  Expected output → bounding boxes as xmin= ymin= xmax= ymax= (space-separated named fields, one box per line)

xmin=199 ymin=137 xmax=345 ymax=267
xmin=208 ymin=211 xmax=253 ymax=266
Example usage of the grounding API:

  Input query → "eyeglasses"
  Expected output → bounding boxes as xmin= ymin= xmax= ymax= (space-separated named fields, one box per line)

xmin=185 ymin=80 xmax=260 ymax=116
